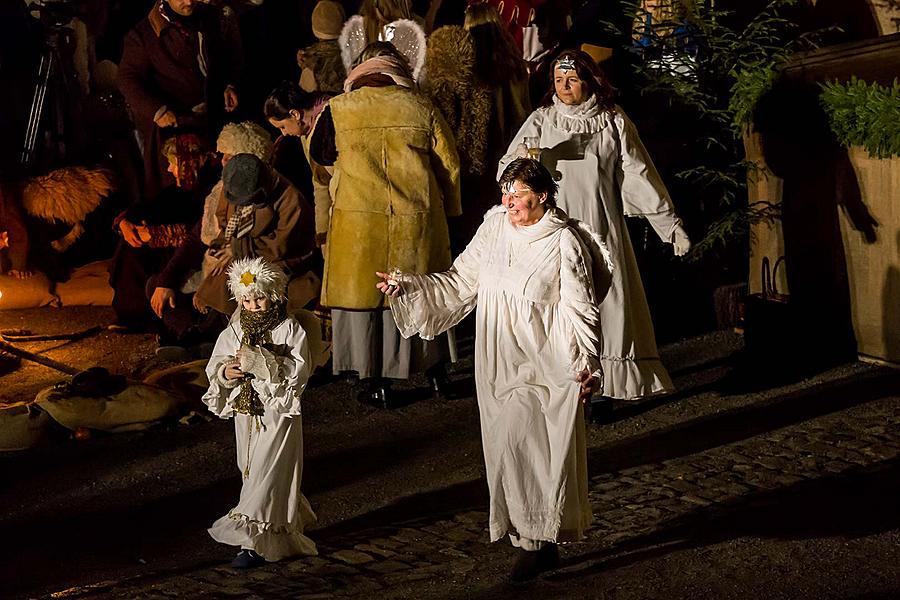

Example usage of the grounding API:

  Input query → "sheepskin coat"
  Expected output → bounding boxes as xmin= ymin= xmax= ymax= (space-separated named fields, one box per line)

xmin=319 ymin=85 xmax=461 ymax=310
xmin=298 ymin=40 xmax=346 ymax=95
xmin=422 ymin=26 xmax=491 ymax=178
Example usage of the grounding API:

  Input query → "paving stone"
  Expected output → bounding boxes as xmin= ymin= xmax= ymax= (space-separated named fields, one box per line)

xmin=365 ymin=560 xmax=412 ymax=575
xmin=330 ymin=549 xmax=375 ymax=565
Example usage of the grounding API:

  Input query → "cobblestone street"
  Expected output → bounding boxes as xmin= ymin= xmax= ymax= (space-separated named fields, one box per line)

xmin=34 ymin=332 xmax=900 ymax=600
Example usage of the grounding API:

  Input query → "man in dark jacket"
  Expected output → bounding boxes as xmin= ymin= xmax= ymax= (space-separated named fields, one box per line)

xmin=118 ymin=0 xmax=243 ymax=197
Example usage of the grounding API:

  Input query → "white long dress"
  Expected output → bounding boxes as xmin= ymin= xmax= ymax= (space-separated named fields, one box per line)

xmin=391 ymin=207 xmax=606 ymax=544
xmin=499 ymin=96 xmax=679 ymax=400
xmin=203 ymin=315 xmax=318 ymax=561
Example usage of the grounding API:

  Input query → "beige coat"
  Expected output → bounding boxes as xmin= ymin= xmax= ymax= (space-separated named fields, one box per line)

xmin=322 ymin=85 xmax=461 ymax=310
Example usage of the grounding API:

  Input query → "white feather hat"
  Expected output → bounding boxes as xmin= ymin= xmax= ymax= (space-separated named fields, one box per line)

xmin=227 ymin=257 xmax=288 ymax=302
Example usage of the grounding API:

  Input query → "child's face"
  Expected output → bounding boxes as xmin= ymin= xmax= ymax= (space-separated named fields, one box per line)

xmin=242 ymin=295 xmax=269 ymax=312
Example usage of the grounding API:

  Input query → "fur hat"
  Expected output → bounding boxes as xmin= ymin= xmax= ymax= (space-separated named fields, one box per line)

xmin=227 ymin=256 xmax=288 ymax=302
xmin=216 ymin=121 xmax=274 ymax=163
xmin=222 ymin=153 xmax=269 ymax=206
xmin=312 ymin=0 xmax=345 ymax=41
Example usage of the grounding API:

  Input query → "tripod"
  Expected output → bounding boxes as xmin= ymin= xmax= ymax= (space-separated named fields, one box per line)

xmin=21 ymin=20 xmax=83 ymax=171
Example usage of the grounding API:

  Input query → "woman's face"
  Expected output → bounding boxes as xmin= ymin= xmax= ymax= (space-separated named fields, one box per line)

xmin=554 ymin=66 xmax=587 ymax=106
xmin=503 ymin=179 xmax=547 ymax=227
xmin=241 ymin=295 xmax=270 ymax=312
xmin=268 ymin=110 xmax=306 ymax=137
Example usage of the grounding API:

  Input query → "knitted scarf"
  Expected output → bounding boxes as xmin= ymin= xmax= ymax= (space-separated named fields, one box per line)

xmin=233 ymin=302 xmax=287 ymax=416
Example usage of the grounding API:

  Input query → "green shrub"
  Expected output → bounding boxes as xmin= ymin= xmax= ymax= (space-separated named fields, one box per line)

xmin=820 ymin=77 xmax=900 ymax=159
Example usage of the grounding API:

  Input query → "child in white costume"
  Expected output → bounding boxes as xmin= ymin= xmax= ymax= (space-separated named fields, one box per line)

xmin=203 ymin=256 xmax=317 ymax=569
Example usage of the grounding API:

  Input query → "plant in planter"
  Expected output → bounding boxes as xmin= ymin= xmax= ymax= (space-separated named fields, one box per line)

xmin=819 ymin=76 xmax=900 ymax=362
xmin=820 ymin=77 xmax=900 ymax=159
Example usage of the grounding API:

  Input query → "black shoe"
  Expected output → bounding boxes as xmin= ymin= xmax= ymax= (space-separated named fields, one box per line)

xmin=357 ymin=380 xmax=394 ymax=409
xmin=426 ymin=364 xmax=459 ymax=400
xmin=231 ymin=549 xmax=266 ymax=569
xmin=510 ymin=543 xmax=559 ymax=583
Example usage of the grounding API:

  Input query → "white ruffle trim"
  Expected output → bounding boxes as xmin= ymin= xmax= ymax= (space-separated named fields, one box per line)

xmin=601 ymin=356 xmax=674 ymax=400
xmin=209 ymin=509 xmax=318 ymax=561
xmin=489 ymin=503 xmax=593 ymax=544
xmin=544 ymin=95 xmax=614 ymax=135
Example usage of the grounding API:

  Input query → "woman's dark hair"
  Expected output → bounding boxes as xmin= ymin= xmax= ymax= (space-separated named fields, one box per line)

xmin=263 ymin=80 xmax=319 ymax=120
xmin=499 ymin=158 xmax=558 ymax=206
xmin=539 ymin=49 xmax=616 ymax=111
xmin=464 ymin=4 xmax=527 ymax=83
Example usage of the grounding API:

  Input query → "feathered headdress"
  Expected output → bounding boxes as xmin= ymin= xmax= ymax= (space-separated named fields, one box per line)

xmin=227 ymin=257 xmax=288 ymax=302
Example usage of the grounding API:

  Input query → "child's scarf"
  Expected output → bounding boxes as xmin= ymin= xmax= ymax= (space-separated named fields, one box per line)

xmin=233 ymin=301 xmax=287 ymax=416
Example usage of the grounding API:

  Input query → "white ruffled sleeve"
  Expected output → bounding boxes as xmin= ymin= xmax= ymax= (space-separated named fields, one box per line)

xmin=614 ymin=110 xmax=684 ymax=242
xmin=558 ymin=229 xmax=604 ymax=380
xmin=203 ymin=326 xmax=241 ymax=419
xmin=497 ymin=109 xmax=545 ymax=179
xmin=248 ymin=318 xmax=310 ymax=417
xmin=391 ymin=213 xmax=498 ymax=340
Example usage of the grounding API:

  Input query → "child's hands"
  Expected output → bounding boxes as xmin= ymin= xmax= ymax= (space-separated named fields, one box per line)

xmin=224 ymin=357 xmax=244 ymax=380
xmin=238 ymin=345 xmax=269 ymax=380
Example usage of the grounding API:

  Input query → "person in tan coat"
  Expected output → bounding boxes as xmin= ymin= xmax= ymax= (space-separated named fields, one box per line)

xmin=310 ymin=42 xmax=460 ymax=407
xmin=195 ymin=154 xmax=321 ymax=318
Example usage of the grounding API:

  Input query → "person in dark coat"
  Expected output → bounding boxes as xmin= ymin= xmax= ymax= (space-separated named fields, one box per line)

xmin=118 ymin=0 xmax=243 ymax=198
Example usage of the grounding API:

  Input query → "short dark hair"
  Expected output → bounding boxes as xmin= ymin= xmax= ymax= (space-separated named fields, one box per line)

xmin=540 ymin=49 xmax=616 ymax=111
xmin=499 ymin=158 xmax=558 ymax=206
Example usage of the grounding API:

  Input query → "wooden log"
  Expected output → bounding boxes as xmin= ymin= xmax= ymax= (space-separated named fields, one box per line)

xmin=0 ymin=339 xmax=80 ymax=375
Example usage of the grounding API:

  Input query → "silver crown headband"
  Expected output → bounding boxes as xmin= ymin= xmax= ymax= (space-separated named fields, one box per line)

xmin=556 ymin=56 xmax=576 ymax=73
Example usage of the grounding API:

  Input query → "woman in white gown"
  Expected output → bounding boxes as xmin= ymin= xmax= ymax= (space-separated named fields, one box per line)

xmin=377 ymin=159 xmax=611 ymax=582
xmin=499 ymin=49 xmax=691 ymax=401
xmin=203 ymin=257 xmax=317 ymax=568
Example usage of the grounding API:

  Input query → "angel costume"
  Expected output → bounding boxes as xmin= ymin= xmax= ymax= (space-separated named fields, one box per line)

xmin=338 ymin=15 xmax=426 ymax=80
xmin=500 ymin=98 xmax=681 ymax=400
xmin=390 ymin=206 xmax=610 ymax=546
xmin=203 ymin=311 xmax=317 ymax=561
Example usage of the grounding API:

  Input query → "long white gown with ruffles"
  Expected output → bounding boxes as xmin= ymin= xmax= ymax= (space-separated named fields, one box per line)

xmin=203 ymin=316 xmax=317 ymax=561
xmin=391 ymin=207 xmax=608 ymax=544
xmin=500 ymin=96 xmax=680 ymax=400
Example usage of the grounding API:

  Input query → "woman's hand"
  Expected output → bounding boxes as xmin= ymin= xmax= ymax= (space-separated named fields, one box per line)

xmin=375 ymin=271 xmax=403 ymax=298
xmin=223 ymin=357 xmax=244 ymax=380
xmin=576 ymin=369 xmax=598 ymax=404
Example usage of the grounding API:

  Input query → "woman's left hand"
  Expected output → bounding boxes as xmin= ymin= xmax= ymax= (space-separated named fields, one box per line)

xmin=576 ymin=369 xmax=598 ymax=404
xmin=375 ymin=271 xmax=402 ymax=298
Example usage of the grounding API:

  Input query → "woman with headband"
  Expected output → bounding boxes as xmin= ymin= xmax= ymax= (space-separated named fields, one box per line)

xmin=498 ymin=49 xmax=691 ymax=403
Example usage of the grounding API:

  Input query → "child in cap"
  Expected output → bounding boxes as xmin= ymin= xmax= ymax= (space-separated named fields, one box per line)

xmin=203 ymin=256 xmax=317 ymax=568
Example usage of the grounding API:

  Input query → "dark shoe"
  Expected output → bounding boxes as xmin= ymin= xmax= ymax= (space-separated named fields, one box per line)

xmin=231 ymin=549 xmax=266 ymax=569
xmin=510 ymin=543 xmax=559 ymax=583
xmin=426 ymin=364 xmax=459 ymax=400
xmin=357 ymin=380 xmax=394 ymax=409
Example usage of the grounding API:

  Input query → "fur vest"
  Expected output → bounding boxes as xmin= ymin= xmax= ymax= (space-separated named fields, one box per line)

xmin=322 ymin=85 xmax=461 ymax=310
xmin=422 ymin=26 xmax=492 ymax=177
